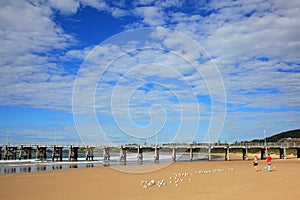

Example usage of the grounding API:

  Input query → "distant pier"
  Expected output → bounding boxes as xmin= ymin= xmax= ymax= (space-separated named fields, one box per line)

xmin=0 ymin=142 xmax=300 ymax=163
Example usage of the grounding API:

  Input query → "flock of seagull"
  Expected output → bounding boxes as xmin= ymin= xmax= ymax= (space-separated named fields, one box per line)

xmin=140 ymin=167 xmax=235 ymax=189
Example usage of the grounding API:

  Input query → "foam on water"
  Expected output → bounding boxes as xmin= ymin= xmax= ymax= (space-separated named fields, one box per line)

xmin=0 ymin=152 xmax=211 ymax=175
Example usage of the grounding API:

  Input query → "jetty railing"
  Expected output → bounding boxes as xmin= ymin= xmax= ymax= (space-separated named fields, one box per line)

xmin=0 ymin=141 xmax=300 ymax=163
xmin=1 ymin=141 xmax=300 ymax=148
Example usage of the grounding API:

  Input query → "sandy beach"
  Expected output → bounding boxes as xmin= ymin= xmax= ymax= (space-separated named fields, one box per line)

xmin=0 ymin=157 xmax=299 ymax=200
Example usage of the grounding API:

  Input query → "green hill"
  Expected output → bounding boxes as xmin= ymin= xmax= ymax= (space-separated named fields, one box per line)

xmin=250 ymin=129 xmax=300 ymax=143
xmin=267 ymin=129 xmax=300 ymax=142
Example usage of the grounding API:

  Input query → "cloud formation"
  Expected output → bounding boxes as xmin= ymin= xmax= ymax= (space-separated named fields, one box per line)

xmin=0 ymin=0 xmax=299 ymax=144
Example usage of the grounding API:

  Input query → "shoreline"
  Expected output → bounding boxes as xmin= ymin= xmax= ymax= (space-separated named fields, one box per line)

xmin=0 ymin=152 xmax=297 ymax=175
xmin=0 ymin=158 xmax=299 ymax=199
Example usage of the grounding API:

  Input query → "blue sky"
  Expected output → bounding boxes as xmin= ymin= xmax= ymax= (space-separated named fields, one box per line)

xmin=0 ymin=0 xmax=300 ymax=145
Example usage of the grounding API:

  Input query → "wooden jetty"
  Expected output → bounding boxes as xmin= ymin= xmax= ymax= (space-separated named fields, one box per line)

xmin=0 ymin=142 xmax=300 ymax=163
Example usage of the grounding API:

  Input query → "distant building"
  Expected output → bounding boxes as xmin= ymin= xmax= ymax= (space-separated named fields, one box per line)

xmin=278 ymin=138 xmax=300 ymax=142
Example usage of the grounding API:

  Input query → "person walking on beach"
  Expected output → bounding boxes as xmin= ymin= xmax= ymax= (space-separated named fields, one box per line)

xmin=253 ymin=156 xmax=258 ymax=172
xmin=266 ymin=154 xmax=272 ymax=172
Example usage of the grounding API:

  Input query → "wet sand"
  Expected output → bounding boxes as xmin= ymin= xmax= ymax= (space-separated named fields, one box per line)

xmin=0 ymin=157 xmax=299 ymax=200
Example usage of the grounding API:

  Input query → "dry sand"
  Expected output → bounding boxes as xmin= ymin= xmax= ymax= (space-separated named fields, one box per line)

xmin=0 ymin=157 xmax=299 ymax=200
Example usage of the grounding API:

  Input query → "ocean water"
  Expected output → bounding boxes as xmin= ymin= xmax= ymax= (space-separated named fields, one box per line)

xmin=0 ymin=151 xmax=213 ymax=175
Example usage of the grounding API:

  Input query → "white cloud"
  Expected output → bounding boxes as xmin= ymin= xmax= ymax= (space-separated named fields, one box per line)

xmin=110 ymin=7 xmax=127 ymax=17
xmin=133 ymin=0 xmax=183 ymax=8
xmin=71 ymin=27 xmax=226 ymax=143
xmin=179 ymin=1 xmax=300 ymax=109
xmin=1 ymin=0 xmax=299 ymax=143
xmin=157 ymin=0 xmax=300 ymax=141
xmin=0 ymin=1 xmax=73 ymax=63
xmin=61 ymin=46 xmax=95 ymax=62
xmin=134 ymin=6 xmax=165 ymax=26
xmin=204 ymin=0 xmax=300 ymax=62
xmin=49 ymin=0 xmax=80 ymax=14
xmin=80 ymin=0 xmax=108 ymax=10
xmin=48 ymin=0 xmax=129 ymax=17
xmin=132 ymin=0 xmax=156 ymax=6
xmin=0 ymin=0 xmax=77 ymax=112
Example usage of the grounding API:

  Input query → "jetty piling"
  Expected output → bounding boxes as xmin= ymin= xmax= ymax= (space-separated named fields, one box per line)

xmin=19 ymin=145 xmax=32 ymax=160
xmin=36 ymin=146 xmax=47 ymax=160
xmin=51 ymin=146 xmax=63 ymax=161
xmin=172 ymin=147 xmax=176 ymax=162
xmin=260 ymin=148 xmax=266 ymax=160
xmin=85 ymin=146 xmax=94 ymax=161
xmin=154 ymin=146 xmax=159 ymax=163
xmin=4 ymin=146 xmax=17 ymax=160
xmin=225 ymin=147 xmax=230 ymax=161
xmin=68 ymin=146 xmax=79 ymax=161
xmin=103 ymin=146 xmax=110 ymax=161
xmin=137 ymin=146 xmax=143 ymax=163
xmin=279 ymin=147 xmax=286 ymax=159
xmin=189 ymin=146 xmax=193 ymax=161
xmin=242 ymin=148 xmax=248 ymax=160
xmin=120 ymin=146 xmax=126 ymax=163
xmin=208 ymin=145 xmax=212 ymax=161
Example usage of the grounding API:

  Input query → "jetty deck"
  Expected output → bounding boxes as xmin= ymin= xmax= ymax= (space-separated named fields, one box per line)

xmin=1 ymin=142 xmax=300 ymax=163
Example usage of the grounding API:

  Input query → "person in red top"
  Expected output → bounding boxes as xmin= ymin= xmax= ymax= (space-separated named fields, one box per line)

xmin=266 ymin=153 xmax=272 ymax=172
